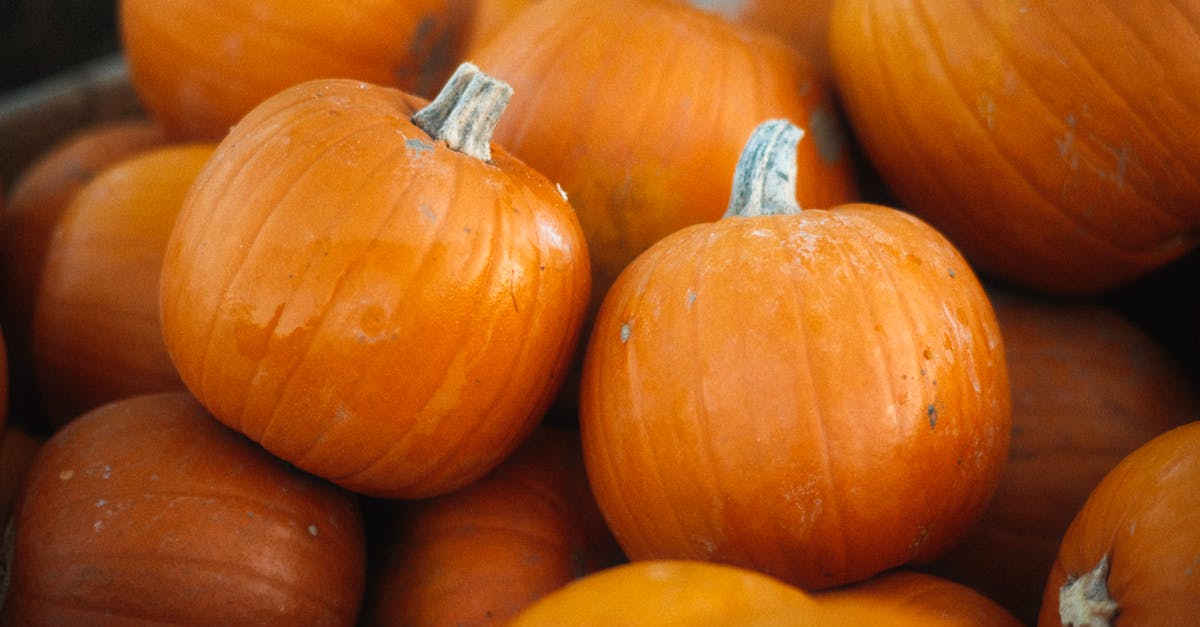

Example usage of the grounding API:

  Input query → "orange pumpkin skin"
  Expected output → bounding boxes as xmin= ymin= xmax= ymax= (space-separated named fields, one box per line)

xmin=120 ymin=0 xmax=470 ymax=140
xmin=691 ymin=0 xmax=836 ymax=80
xmin=0 ymin=120 xmax=166 ymax=411
xmin=581 ymin=203 xmax=1010 ymax=590
xmin=2 ymin=392 xmax=365 ymax=625
xmin=1038 ymin=421 xmax=1200 ymax=626
xmin=362 ymin=426 xmax=623 ymax=626
xmin=160 ymin=78 xmax=591 ymax=499
xmin=927 ymin=291 xmax=1200 ymax=624
xmin=32 ymin=144 xmax=213 ymax=428
xmin=467 ymin=0 xmax=857 ymax=302
xmin=512 ymin=561 xmax=1019 ymax=626
xmin=829 ymin=1 xmax=1200 ymax=294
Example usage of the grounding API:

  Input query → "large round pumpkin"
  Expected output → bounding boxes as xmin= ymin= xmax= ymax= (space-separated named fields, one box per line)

xmin=32 ymin=143 xmax=212 ymax=427
xmin=1 ymin=391 xmax=366 ymax=625
xmin=829 ymin=1 xmax=1200 ymax=293
xmin=120 ymin=0 xmax=472 ymax=139
xmin=362 ymin=425 xmax=622 ymax=626
xmin=467 ymin=0 xmax=857 ymax=303
xmin=926 ymin=290 xmax=1200 ymax=623
xmin=159 ymin=65 xmax=591 ymax=499
xmin=1038 ymin=421 xmax=1200 ymax=626
xmin=580 ymin=120 xmax=1010 ymax=590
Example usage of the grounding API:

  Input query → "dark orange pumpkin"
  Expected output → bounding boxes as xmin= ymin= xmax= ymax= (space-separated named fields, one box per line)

xmin=1038 ymin=421 xmax=1200 ymax=626
xmin=159 ymin=65 xmax=591 ymax=499
xmin=467 ymin=0 xmax=857 ymax=304
xmin=829 ymin=1 xmax=1200 ymax=293
xmin=926 ymin=290 xmax=1200 ymax=624
xmin=120 ymin=0 xmax=472 ymax=139
xmin=362 ymin=426 xmax=623 ymax=626
xmin=512 ymin=561 xmax=1021 ymax=626
xmin=580 ymin=120 xmax=1010 ymax=590
xmin=32 ymin=143 xmax=213 ymax=427
xmin=1 ymin=391 xmax=366 ymax=625
xmin=0 ymin=120 xmax=166 ymax=414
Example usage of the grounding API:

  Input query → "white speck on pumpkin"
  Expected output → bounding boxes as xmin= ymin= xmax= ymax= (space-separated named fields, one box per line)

xmin=620 ymin=323 xmax=632 ymax=344
xmin=59 ymin=469 xmax=74 ymax=481
xmin=308 ymin=524 xmax=319 ymax=537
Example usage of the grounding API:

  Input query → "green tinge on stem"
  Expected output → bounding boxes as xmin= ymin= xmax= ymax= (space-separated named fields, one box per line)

xmin=723 ymin=119 xmax=805 ymax=218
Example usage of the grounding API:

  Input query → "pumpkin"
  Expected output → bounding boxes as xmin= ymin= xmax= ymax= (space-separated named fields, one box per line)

xmin=580 ymin=120 xmax=1010 ymax=590
xmin=512 ymin=560 xmax=1020 ymax=626
xmin=0 ymin=119 xmax=166 ymax=414
xmin=926 ymin=290 xmax=1200 ymax=624
xmin=829 ymin=1 xmax=1200 ymax=294
xmin=32 ymin=143 xmax=213 ymax=427
xmin=1 ymin=391 xmax=366 ymax=625
xmin=159 ymin=64 xmax=591 ymax=499
xmin=1038 ymin=421 xmax=1200 ymax=626
xmin=362 ymin=425 xmax=623 ymax=626
xmin=120 ymin=0 xmax=472 ymax=140
xmin=466 ymin=0 xmax=857 ymax=305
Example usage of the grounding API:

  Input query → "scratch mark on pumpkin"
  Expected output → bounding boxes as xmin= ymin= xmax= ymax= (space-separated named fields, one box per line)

xmin=59 ymin=469 xmax=74 ymax=481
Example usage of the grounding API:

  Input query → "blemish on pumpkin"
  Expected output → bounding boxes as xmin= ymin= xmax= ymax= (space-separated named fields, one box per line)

xmin=59 ymin=469 xmax=74 ymax=481
xmin=556 ymin=183 xmax=569 ymax=202
xmin=927 ymin=404 xmax=938 ymax=429
xmin=947 ymin=268 xmax=956 ymax=278
xmin=417 ymin=204 xmax=436 ymax=221
xmin=406 ymin=138 xmax=433 ymax=155
xmin=686 ymin=291 xmax=697 ymax=308
xmin=93 ymin=520 xmax=104 ymax=532
xmin=910 ymin=525 xmax=930 ymax=557
xmin=308 ymin=524 xmax=319 ymax=537
xmin=620 ymin=323 xmax=632 ymax=343
xmin=923 ymin=346 xmax=933 ymax=360
xmin=96 ymin=499 xmax=106 ymax=508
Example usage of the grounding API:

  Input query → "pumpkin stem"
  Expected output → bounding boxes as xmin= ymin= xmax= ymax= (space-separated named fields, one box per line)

xmin=723 ymin=119 xmax=805 ymax=218
xmin=412 ymin=62 xmax=513 ymax=162
xmin=1058 ymin=553 xmax=1119 ymax=627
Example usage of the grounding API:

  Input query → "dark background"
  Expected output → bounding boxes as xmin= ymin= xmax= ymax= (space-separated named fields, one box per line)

xmin=1 ymin=0 xmax=120 ymax=92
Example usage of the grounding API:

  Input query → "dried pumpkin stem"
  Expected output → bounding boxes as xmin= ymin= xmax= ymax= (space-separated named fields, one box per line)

xmin=412 ymin=62 xmax=513 ymax=162
xmin=723 ymin=119 xmax=805 ymax=218
xmin=1058 ymin=553 xmax=1119 ymax=627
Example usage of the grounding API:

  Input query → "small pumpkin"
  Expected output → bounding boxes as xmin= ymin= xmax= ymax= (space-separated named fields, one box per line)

xmin=467 ymin=0 xmax=857 ymax=304
xmin=512 ymin=560 xmax=1020 ymax=626
xmin=1 ymin=391 xmax=366 ymax=625
xmin=362 ymin=425 xmax=623 ymax=626
xmin=1038 ymin=421 xmax=1200 ymax=626
xmin=829 ymin=1 xmax=1200 ymax=293
xmin=159 ymin=64 xmax=591 ymax=498
xmin=580 ymin=120 xmax=1010 ymax=590
xmin=32 ymin=143 xmax=213 ymax=427
xmin=926 ymin=290 xmax=1200 ymax=624
xmin=120 ymin=0 xmax=473 ymax=139
xmin=0 ymin=119 xmax=166 ymax=412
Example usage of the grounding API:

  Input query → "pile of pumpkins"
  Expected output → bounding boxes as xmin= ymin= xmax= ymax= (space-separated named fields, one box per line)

xmin=0 ymin=1 xmax=1197 ymax=624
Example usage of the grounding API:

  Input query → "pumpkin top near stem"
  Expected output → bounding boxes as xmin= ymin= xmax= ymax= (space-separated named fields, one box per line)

xmin=411 ymin=62 xmax=513 ymax=163
xmin=724 ymin=118 xmax=805 ymax=218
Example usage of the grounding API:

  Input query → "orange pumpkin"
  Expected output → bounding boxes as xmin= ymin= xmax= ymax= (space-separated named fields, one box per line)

xmin=691 ymin=0 xmax=837 ymax=80
xmin=512 ymin=560 xmax=1020 ymax=626
xmin=829 ymin=1 xmax=1200 ymax=294
xmin=467 ymin=0 xmax=857 ymax=304
xmin=160 ymin=65 xmax=591 ymax=499
xmin=32 ymin=143 xmax=213 ymax=427
xmin=927 ymin=290 xmax=1200 ymax=623
xmin=120 ymin=0 xmax=472 ymax=139
xmin=580 ymin=120 xmax=1010 ymax=590
xmin=362 ymin=426 xmax=623 ymax=626
xmin=0 ymin=120 xmax=166 ymax=413
xmin=2 ymin=391 xmax=366 ymax=625
xmin=1038 ymin=421 xmax=1200 ymax=626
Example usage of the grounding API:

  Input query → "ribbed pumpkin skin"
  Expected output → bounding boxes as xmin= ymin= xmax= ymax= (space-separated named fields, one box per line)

xmin=159 ymin=79 xmax=591 ymax=499
xmin=513 ymin=561 xmax=1020 ymax=626
xmin=362 ymin=426 xmax=622 ymax=626
xmin=928 ymin=291 xmax=1200 ymax=624
xmin=581 ymin=204 xmax=1010 ymax=590
xmin=829 ymin=1 xmax=1200 ymax=294
xmin=691 ymin=0 xmax=836 ymax=79
xmin=468 ymin=0 xmax=857 ymax=301
xmin=2 ymin=392 xmax=365 ymax=625
xmin=33 ymin=144 xmax=213 ymax=427
xmin=120 ymin=0 xmax=469 ymax=140
xmin=1038 ymin=421 xmax=1200 ymax=626
xmin=0 ymin=120 xmax=165 ymax=411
